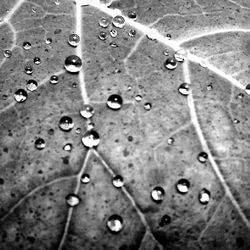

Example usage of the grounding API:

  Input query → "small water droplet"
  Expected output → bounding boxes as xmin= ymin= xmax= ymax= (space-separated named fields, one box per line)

xmin=245 ymin=84 xmax=250 ymax=95
xmin=146 ymin=28 xmax=158 ymax=41
xmin=81 ymin=173 xmax=90 ymax=184
xmin=199 ymin=59 xmax=207 ymax=68
xmin=32 ymin=7 xmax=37 ymax=13
xmin=127 ymin=85 xmax=132 ymax=91
xmin=27 ymin=79 xmax=38 ymax=91
xmin=128 ymin=29 xmax=136 ymax=37
xmin=45 ymin=37 xmax=52 ymax=44
xmin=178 ymin=83 xmax=190 ymax=96
xmin=59 ymin=116 xmax=74 ymax=132
xmin=14 ymin=89 xmax=28 ymax=103
xmin=98 ymin=31 xmax=108 ymax=41
xmin=197 ymin=151 xmax=208 ymax=163
xmin=198 ymin=188 xmax=210 ymax=205
xmin=99 ymin=17 xmax=109 ymax=28
xmin=33 ymin=57 xmax=41 ymax=65
xmin=144 ymin=102 xmax=152 ymax=110
xmin=72 ymin=82 xmax=77 ymax=88
xmin=112 ymin=175 xmax=124 ymax=188
xmin=127 ymin=10 xmax=137 ymax=19
xmin=23 ymin=42 xmax=31 ymax=50
xmin=87 ymin=122 xmax=95 ymax=130
xmin=135 ymin=95 xmax=142 ymax=102
xmin=110 ymin=29 xmax=117 ymax=38
xmin=35 ymin=138 xmax=46 ymax=150
xmin=166 ymin=34 xmax=171 ymax=40
xmin=112 ymin=15 xmax=125 ymax=29
xmin=65 ymin=193 xmax=80 ymax=207
xmin=233 ymin=118 xmax=240 ymax=124
xmin=237 ymin=93 xmax=244 ymax=99
xmin=75 ymin=127 xmax=81 ymax=134
xmin=82 ymin=130 xmax=100 ymax=148
xmin=3 ymin=49 xmax=12 ymax=58
xmin=207 ymin=84 xmax=213 ymax=91
xmin=164 ymin=57 xmax=177 ymax=70
xmin=63 ymin=143 xmax=72 ymax=151
xmin=167 ymin=137 xmax=174 ymax=145
xmin=107 ymin=94 xmax=123 ymax=110
xmin=68 ymin=33 xmax=80 ymax=47
xmin=151 ymin=186 xmax=165 ymax=203
xmin=107 ymin=214 xmax=123 ymax=233
xmin=176 ymin=179 xmax=190 ymax=194
xmin=50 ymin=75 xmax=59 ymax=85
xmin=163 ymin=50 xmax=169 ymax=56
xmin=2 ymin=94 xmax=8 ymax=100
xmin=80 ymin=104 xmax=95 ymax=119
xmin=174 ymin=49 xmax=186 ymax=62
xmin=54 ymin=0 xmax=60 ymax=5
xmin=159 ymin=215 xmax=171 ymax=227
xmin=24 ymin=65 xmax=33 ymax=75
xmin=109 ymin=42 xmax=118 ymax=48
xmin=64 ymin=55 xmax=82 ymax=73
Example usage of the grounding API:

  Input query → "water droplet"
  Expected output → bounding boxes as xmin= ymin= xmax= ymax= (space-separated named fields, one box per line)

xmin=107 ymin=94 xmax=123 ymax=110
xmin=3 ymin=49 xmax=12 ymax=58
xmin=159 ymin=215 xmax=171 ymax=227
xmin=32 ymin=7 xmax=37 ymax=13
xmin=50 ymin=75 xmax=59 ymax=85
xmin=68 ymin=33 xmax=80 ymax=47
xmin=167 ymin=137 xmax=174 ymax=145
xmin=112 ymin=175 xmax=124 ymax=188
xmin=197 ymin=152 xmax=208 ymax=163
xmin=23 ymin=42 xmax=31 ymax=50
xmin=99 ymin=17 xmax=109 ymax=28
xmin=207 ymin=84 xmax=213 ymax=91
xmin=176 ymin=179 xmax=190 ymax=194
xmin=80 ymin=104 xmax=95 ymax=119
xmin=174 ymin=49 xmax=186 ymax=62
xmin=128 ymin=29 xmax=136 ymax=37
xmin=59 ymin=116 xmax=74 ymax=132
xmin=163 ymin=50 xmax=169 ymax=56
xmin=81 ymin=173 xmax=90 ymax=184
xmin=127 ymin=85 xmax=132 ymax=91
xmin=164 ymin=57 xmax=177 ymax=70
xmin=199 ymin=59 xmax=207 ymax=68
xmin=245 ymin=84 xmax=250 ymax=95
xmin=24 ymin=65 xmax=33 ymax=75
xmin=198 ymin=188 xmax=210 ymax=205
xmin=45 ymin=37 xmax=52 ymax=44
xmin=144 ymin=102 xmax=152 ymax=110
xmin=27 ymin=79 xmax=38 ymax=91
xmin=72 ymin=82 xmax=77 ymax=88
xmin=233 ymin=118 xmax=240 ymax=124
xmin=107 ymin=214 xmax=123 ymax=233
xmin=65 ymin=193 xmax=80 ymax=207
xmin=14 ymin=89 xmax=28 ymax=103
xmin=112 ymin=15 xmax=125 ymax=29
xmin=178 ymin=83 xmax=190 ymax=96
xmin=2 ymin=94 xmax=8 ymax=100
xmin=33 ymin=57 xmax=41 ymax=65
xmin=110 ymin=29 xmax=117 ymax=38
xmin=64 ymin=55 xmax=82 ymax=73
xmin=35 ymin=138 xmax=46 ymax=150
xmin=63 ymin=143 xmax=72 ymax=151
xmin=82 ymin=130 xmax=100 ymax=148
xmin=87 ymin=122 xmax=95 ymax=130
xmin=135 ymin=95 xmax=142 ymax=102
xmin=109 ymin=42 xmax=118 ymax=48
xmin=98 ymin=31 xmax=108 ymax=41
xmin=75 ymin=127 xmax=81 ymax=134
xmin=166 ymin=34 xmax=171 ymax=40
xmin=151 ymin=186 xmax=165 ymax=203
xmin=54 ymin=0 xmax=60 ymax=5
xmin=127 ymin=10 xmax=137 ymax=19
xmin=146 ymin=28 xmax=158 ymax=41
xmin=237 ymin=93 xmax=244 ymax=99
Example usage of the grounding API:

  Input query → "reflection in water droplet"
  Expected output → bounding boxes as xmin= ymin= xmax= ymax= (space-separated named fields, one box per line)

xmin=63 ymin=143 xmax=72 ymax=151
xmin=45 ymin=37 xmax=52 ymax=44
xmin=198 ymin=188 xmax=210 ymax=205
xmin=23 ymin=42 xmax=31 ymax=50
xmin=68 ymin=34 xmax=80 ymax=47
xmin=35 ymin=138 xmax=46 ymax=150
xmin=33 ymin=57 xmax=41 ymax=65
xmin=178 ymin=83 xmax=190 ymax=96
xmin=128 ymin=29 xmax=136 ymax=37
xmin=151 ymin=186 xmax=165 ymax=203
xmin=99 ymin=17 xmax=109 ymax=28
xmin=167 ymin=137 xmax=174 ymax=145
xmin=81 ymin=173 xmax=90 ymax=184
xmin=3 ymin=50 xmax=12 ymax=58
xmin=98 ymin=31 xmax=108 ymax=41
xmin=107 ymin=215 xmax=123 ymax=233
xmin=159 ymin=215 xmax=171 ymax=227
xmin=176 ymin=179 xmax=190 ymax=194
xmin=24 ymin=66 xmax=33 ymax=75
xmin=50 ymin=75 xmax=59 ymax=85
xmin=127 ymin=10 xmax=137 ymax=19
xmin=82 ymin=130 xmax=100 ymax=148
xmin=65 ymin=193 xmax=80 ymax=207
xmin=174 ymin=49 xmax=186 ymax=62
xmin=112 ymin=175 xmax=124 ymax=188
xmin=197 ymin=152 xmax=208 ymax=163
xmin=107 ymin=94 xmax=123 ymax=110
xmin=27 ymin=79 xmax=38 ymax=91
xmin=14 ymin=89 xmax=28 ymax=103
xmin=64 ymin=55 xmax=82 ymax=73
xmin=59 ymin=116 xmax=74 ymax=132
xmin=135 ymin=95 xmax=142 ymax=102
xmin=110 ymin=42 xmax=118 ymax=48
xmin=245 ymin=84 xmax=250 ymax=95
xmin=80 ymin=104 xmax=95 ymax=119
xmin=207 ymin=84 xmax=213 ymax=91
xmin=164 ymin=57 xmax=177 ymax=70
xmin=110 ymin=29 xmax=117 ymax=38
xmin=112 ymin=15 xmax=125 ymax=29
xmin=144 ymin=102 xmax=152 ymax=111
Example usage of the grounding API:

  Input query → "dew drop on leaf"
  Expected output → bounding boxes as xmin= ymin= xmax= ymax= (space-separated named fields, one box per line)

xmin=33 ymin=57 xmax=41 ymax=65
xmin=128 ymin=29 xmax=136 ymax=37
xmin=45 ymin=37 xmax=52 ymax=44
xmin=23 ymin=41 xmax=31 ymax=50
xmin=68 ymin=34 xmax=80 ymax=47
xmin=144 ymin=102 xmax=152 ymax=111
xmin=109 ymin=42 xmax=118 ymax=48
xmin=159 ymin=214 xmax=171 ymax=227
xmin=50 ymin=75 xmax=59 ymax=85
xmin=3 ymin=49 xmax=12 ymax=58
xmin=197 ymin=151 xmax=208 ymax=163
xmin=72 ymin=82 xmax=77 ymax=88
xmin=107 ymin=94 xmax=123 ymax=110
xmin=63 ymin=143 xmax=72 ymax=151
xmin=82 ymin=130 xmax=100 ymax=148
xmin=135 ymin=95 xmax=142 ymax=102
xmin=151 ymin=186 xmax=165 ymax=203
xmin=81 ymin=173 xmax=90 ymax=184
xmin=34 ymin=138 xmax=46 ymax=150
xmin=166 ymin=34 xmax=171 ymax=40
xmin=163 ymin=50 xmax=169 ymax=56
xmin=24 ymin=65 xmax=33 ymax=75
xmin=207 ymin=84 xmax=213 ymax=91
xmin=65 ymin=193 xmax=80 ymax=207
xmin=174 ymin=49 xmax=186 ymax=62
xmin=64 ymin=55 xmax=82 ymax=73
xmin=98 ymin=31 xmax=108 ymax=41
xmin=87 ymin=122 xmax=95 ymax=130
xmin=112 ymin=175 xmax=124 ymax=188
xmin=80 ymin=104 xmax=95 ymax=119
xmin=245 ymin=84 xmax=250 ymax=95
xmin=110 ymin=29 xmax=117 ymax=38
xmin=27 ymin=79 xmax=38 ymax=92
xmin=59 ymin=116 xmax=74 ymax=132
xmin=14 ymin=89 xmax=28 ymax=103
xmin=98 ymin=17 xmax=109 ymax=28
xmin=164 ymin=57 xmax=177 ymax=70
xmin=167 ymin=137 xmax=174 ymax=145
xmin=178 ymin=83 xmax=190 ymax=96
xmin=237 ymin=93 xmax=244 ymax=99
xmin=107 ymin=214 xmax=123 ymax=233
xmin=176 ymin=179 xmax=190 ymax=194
xmin=112 ymin=15 xmax=125 ymax=29
xmin=127 ymin=10 xmax=137 ymax=19
xmin=198 ymin=188 xmax=210 ymax=205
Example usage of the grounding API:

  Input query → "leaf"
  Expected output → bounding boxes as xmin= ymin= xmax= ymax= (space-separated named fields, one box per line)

xmin=0 ymin=0 xmax=250 ymax=249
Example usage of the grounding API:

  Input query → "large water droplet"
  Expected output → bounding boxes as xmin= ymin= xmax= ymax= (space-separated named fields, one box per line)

xmin=3 ymin=49 xmax=12 ymax=58
xmin=14 ymin=89 xmax=28 ymax=103
xmin=164 ymin=57 xmax=177 ymax=70
xmin=98 ymin=31 xmax=108 ymax=41
xmin=27 ymin=79 xmax=38 ymax=92
xmin=178 ymin=83 xmax=190 ymax=96
xmin=197 ymin=152 xmax=208 ymax=163
xmin=107 ymin=94 xmax=123 ymax=110
xmin=64 ymin=55 xmax=82 ymax=73
xmin=127 ymin=10 xmax=137 ymax=19
xmin=68 ymin=34 xmax=80 ymax=47
xmin=23 ymin=42 xmax=31 ymax=50
xmin=159 ymin=215 xmax=171 ymax=227
xmin=99 ymin=17 xmax=109 ymax=28
xmin=59 ymin=116 xmax=74 ymax=132
xmin=245 ymin=84 xmax=250 ymax=95
xmin=107 ymin=215 xmax=123 ymax=233
xmin=50 ymin=75 xmax=59 ymax=85
xmin=81 ymin=173 xmax=90 ymax=184
xmin=33 ymin=57 xmax=41 ymax=65
xmin=65 ymin=193 xmax=80 ymax=207
xmin=35 ymin=138 xmax=46 ymax=150
xmin=151 ymin=186 xmax=165 ymax=203
xmin=110 ymin=29 xmax=117 ymax=38
xmin=112 ymin=15 xmax=125 ymax=29
xmin=198 ymin=188 xmax=210 ymax=205
xmin=82 ymin=130 xmax=100 ymax=148
xmin=80 ymin=104 xmax=95 ymax=119
xmin=112 ymin=175 xmax=124 ymax=188
xmin=24 ymin=66 xmax=33 ymax=75
xmin=174 ymin=49 xmax=186 ymax=62
xmin=63 ymin=143 xmax=72 ymax=151
xmin=176 ymin=179 xmax=190 ymax=194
